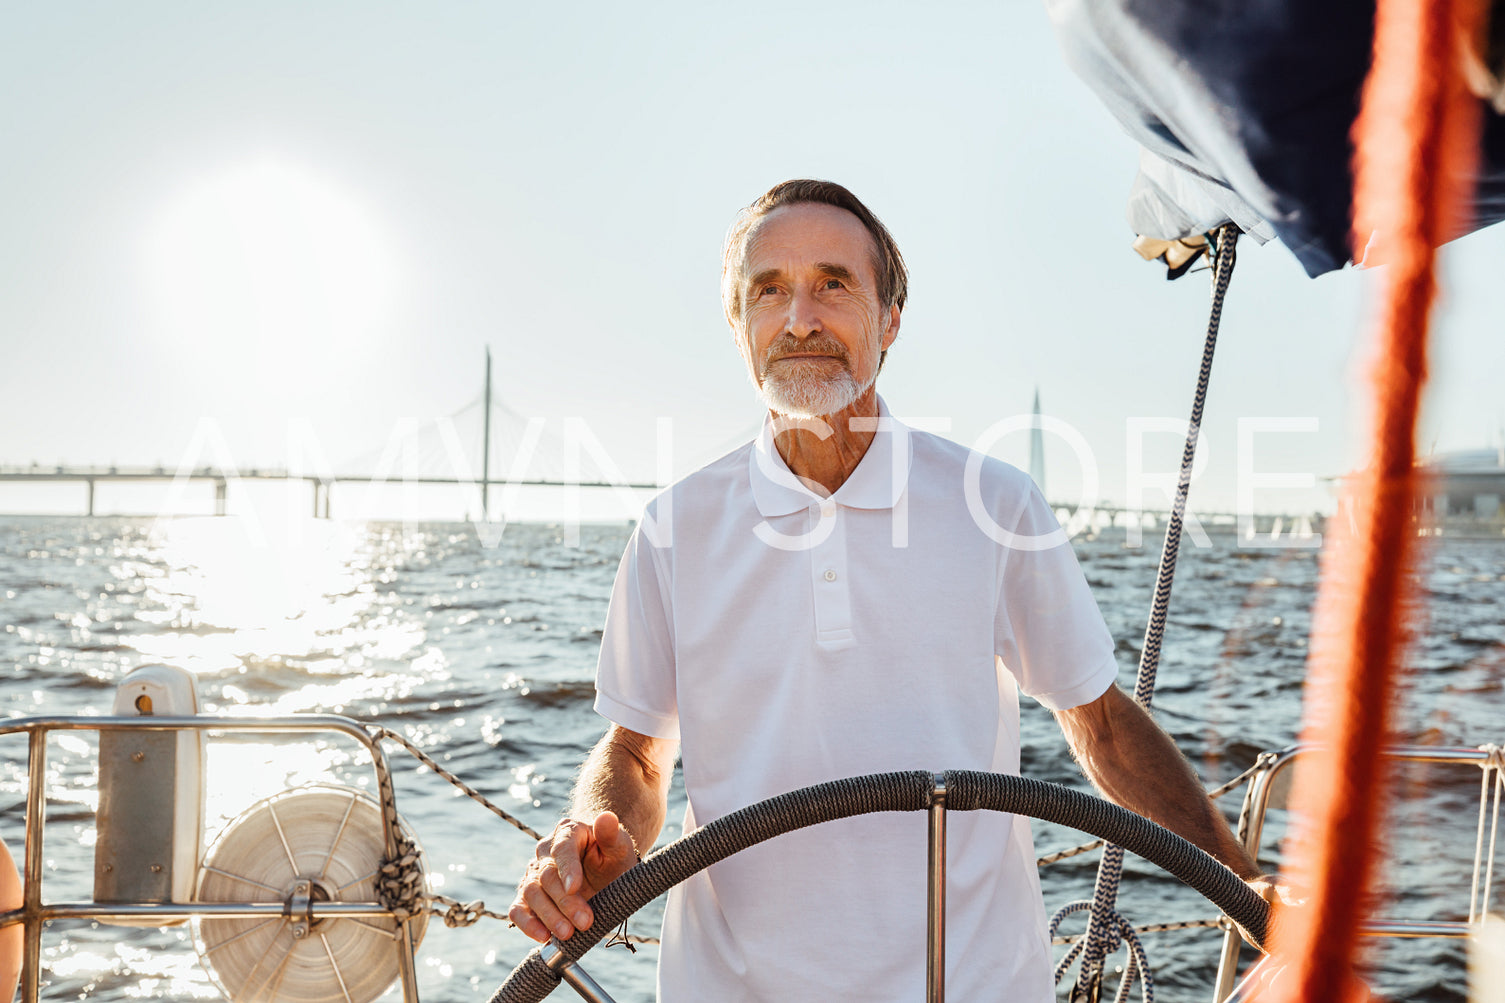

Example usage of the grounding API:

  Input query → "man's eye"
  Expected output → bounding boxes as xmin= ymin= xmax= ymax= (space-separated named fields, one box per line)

xmin=759 ymin=285 xmax=779 ymax=296
xmin=824 ymin=278 xmax=844 ymax=290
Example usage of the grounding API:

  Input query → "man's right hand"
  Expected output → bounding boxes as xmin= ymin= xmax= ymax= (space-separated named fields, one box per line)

xmin=508 ymin=810 xmax=639 ymax=943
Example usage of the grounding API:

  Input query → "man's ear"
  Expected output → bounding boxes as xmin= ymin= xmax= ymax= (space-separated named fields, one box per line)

xmin=881 ymin=303 xmax=900 ymax=351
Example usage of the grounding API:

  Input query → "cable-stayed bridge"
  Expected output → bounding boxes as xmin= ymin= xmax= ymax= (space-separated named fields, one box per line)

xmin=2 ymin=354 xmax=1327 ymax=541
xmin=0 ymin=351 xmax=683 ymax=519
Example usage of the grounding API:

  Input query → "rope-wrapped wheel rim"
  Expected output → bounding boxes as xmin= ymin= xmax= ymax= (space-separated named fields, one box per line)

xmin=490 ymin=769 xmax=1270 ymax=1002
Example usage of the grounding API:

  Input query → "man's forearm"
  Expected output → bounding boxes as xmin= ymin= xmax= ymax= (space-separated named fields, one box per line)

xmin=569 ymin=725 xmax=675 ymax=856
xmin=1057 ymin=686 xmax=1261 ymax=880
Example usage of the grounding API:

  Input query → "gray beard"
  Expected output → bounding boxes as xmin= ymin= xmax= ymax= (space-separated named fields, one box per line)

xmin=757 ymin=360 xmax=866 ymax=419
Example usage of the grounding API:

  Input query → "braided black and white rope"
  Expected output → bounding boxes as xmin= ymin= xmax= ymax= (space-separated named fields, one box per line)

xmin=1052 ymin=914 xmax=1224 ymax=945
xmin=1051 ymin=901 xmax=1156 ymax=1003
xmin=1073 ymin=225 xmax=1240 ymax=1002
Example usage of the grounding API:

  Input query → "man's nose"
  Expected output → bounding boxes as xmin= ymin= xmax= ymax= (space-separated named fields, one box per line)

xmin=786 ymin=290 xmax=822 ymax=338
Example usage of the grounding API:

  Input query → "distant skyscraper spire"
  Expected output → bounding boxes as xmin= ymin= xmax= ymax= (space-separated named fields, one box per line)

xmin=1029 ymin=386 xmax=1046 ymax=498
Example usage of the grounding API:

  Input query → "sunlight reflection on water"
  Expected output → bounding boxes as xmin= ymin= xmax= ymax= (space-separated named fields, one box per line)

xmin=131 ymin=516 xmax=379 ymax=670
xmin=1 ymin=514 xmax=1500 ymax=1002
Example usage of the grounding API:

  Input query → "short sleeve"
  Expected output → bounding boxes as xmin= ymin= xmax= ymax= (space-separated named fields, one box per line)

xmin=594 ymin=520 xmax=680 ymax=740
xmin=993 ymin=485 xmax=1119 ymax=711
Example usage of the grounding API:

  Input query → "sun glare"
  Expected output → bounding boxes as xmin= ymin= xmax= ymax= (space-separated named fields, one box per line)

xmin=143 ymin=157 xmax=400 ymax=368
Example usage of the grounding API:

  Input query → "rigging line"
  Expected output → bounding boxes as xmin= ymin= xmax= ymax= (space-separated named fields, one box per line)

xmin=1073 ymin=223 xmax=1240 ymax=1002
xmin=452 ymin=395 xmax=485 ymax=417
xmin=1134 ymin=223 xmax=1239 ymax=706
xmin=1052 ymin=904 xmax=1155 ymax=1003
xmin=1114 ymin=925 xmax=1154 ymax=1003
xmin=362 ymin=724 xmax=651 ymax=936
xmin=368 ymin=726 xmax=544 ymax=840
xmin=1055 ymin=938 xmax=1088 ymax=984
xmin=1040 ymin=760 xmax=1267 ymax=867
xmin=1052 ymin=918 xmax=1223 ymax=945
xmin=1039 ymin=840 xmax=1104 ymax=866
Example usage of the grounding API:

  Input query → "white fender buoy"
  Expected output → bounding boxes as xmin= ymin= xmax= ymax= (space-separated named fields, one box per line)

xmin=195 ymin=786 xmax=428 ymax=1003
xmin=94 ymin=663 xmax=203 ymax=925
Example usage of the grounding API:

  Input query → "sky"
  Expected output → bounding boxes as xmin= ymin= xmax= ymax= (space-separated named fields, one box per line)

xmin=2 ymin=1 xmax=1503 ymax=520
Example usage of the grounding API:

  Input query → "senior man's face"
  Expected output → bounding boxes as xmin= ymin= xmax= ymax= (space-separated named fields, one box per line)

xmin=735 ymin=203 xmax=900 ymax=419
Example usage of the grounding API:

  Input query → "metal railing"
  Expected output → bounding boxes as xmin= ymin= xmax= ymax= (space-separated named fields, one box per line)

xmin=4 ymin=721 xmax=1498 ymax=1003
xmin=1213 ymin=743 xmax=1505 ymax=1001
xmin=0 ymin=714 xmax=422 ymax=1003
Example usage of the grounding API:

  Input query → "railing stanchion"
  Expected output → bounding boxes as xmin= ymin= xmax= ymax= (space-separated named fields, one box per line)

xmin=21 ymin=727 xmax=47 ymax=1003
xmin=928 ymin=773 xmax=948 ymax=1003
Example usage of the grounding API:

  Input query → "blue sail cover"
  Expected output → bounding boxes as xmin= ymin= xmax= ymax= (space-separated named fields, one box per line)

xmin=1047 ymin=0 xmax=1505 ymax=276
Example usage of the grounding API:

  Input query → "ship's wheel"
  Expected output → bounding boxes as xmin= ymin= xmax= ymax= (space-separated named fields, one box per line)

xmin=491 ymin=770 xmax=1272 ymax=1002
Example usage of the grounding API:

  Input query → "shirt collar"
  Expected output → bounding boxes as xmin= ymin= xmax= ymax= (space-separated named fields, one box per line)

xmin=748 ymin=395 xmax=913 ymax=518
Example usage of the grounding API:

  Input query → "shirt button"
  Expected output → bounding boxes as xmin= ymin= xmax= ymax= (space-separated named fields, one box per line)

xmin=823 ymin=569 xmax=838 ymax=582
xmin=820 ymin=502 xmax=835 ymax=518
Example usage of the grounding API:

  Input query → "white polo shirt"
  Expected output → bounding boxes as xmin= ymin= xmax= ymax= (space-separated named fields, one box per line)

xmin=595 ymin=399 xmax=1118 ymax=1002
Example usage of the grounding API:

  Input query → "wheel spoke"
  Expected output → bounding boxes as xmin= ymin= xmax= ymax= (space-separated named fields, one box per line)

xmin=200 ymin=864 xmax=284 ymax=896
xmin=321 ymin=930 xmax=357 ymax=1003
xmin=335 ymin=867 xmax=380 ymax=894
xmin=238 ymin=919 xmax=293 ymax=998
xmin=267 ymin=798 xmax=301 ymax=875
xmin=256 ymin=938 xmax=297 ymax=1003
xmin=319 ymin=789 xmax=361 ymax=882
xmin=203 ymin=916 xmax=279 ymax=955
xmin=342 ymin=916 xmax=401 ymax=940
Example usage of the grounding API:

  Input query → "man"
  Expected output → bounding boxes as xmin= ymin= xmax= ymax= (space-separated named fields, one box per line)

xmin=510 ymin=180 xmax=1264 ymax=1000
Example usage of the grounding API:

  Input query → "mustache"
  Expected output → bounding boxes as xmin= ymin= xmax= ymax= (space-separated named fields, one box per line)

xmin=762 ymin=335 xmax=851 ymax=365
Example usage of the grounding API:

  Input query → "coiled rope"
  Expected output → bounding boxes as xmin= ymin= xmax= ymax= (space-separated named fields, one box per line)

xmin=1051 ymin=902 xmax=1154 ymax=1003
xmin=1070 ymin=223 xmax=1239 ymax=1002
xmin=366 ymin=726 xmax=537 ymax=930
xmin=363 ymin=724 xmax=661 ymax=943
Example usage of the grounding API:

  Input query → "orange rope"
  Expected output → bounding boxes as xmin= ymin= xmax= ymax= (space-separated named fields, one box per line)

xmin=1263 ymin=0 xmax=1484 ymax=999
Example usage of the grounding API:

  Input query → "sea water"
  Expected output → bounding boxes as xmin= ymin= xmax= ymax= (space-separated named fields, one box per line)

xmin=1 ymin=514 xmax=1501 ymax=1002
